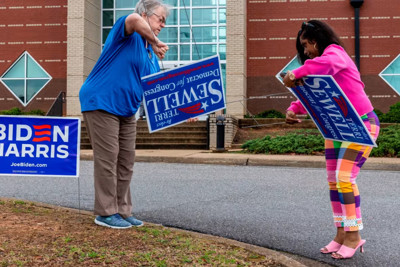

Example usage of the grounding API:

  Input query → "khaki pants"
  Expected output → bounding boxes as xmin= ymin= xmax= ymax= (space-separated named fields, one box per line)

xmin=83 ymin=110 xmax=137 ymax=218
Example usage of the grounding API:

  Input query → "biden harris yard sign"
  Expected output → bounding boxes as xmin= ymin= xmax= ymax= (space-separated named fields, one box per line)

xmin=289 ymin=75 xmax=376 ymax=147
xmin=0 ymin=116 xmax=80 ymax=177
xmin=141 ymin=55 xmax=226 ymax=133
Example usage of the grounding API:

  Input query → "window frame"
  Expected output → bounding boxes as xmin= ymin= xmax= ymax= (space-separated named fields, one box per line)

xmin=379 ymin=53 xmax=400 ymax=96
xmin=0 ymin=51 xmax=52 ymax=106
xmin=101 ymin=0 xmax=226 ymax=69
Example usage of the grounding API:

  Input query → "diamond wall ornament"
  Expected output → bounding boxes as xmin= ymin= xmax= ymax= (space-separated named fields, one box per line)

xmin=0 ymin=51 xmax=52 ymax=106
xmin=379 ymin=54 xmax=400 ymax=96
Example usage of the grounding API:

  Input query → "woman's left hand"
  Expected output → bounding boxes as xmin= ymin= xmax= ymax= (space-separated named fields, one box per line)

xmin=285 ymin=110 xmax=301 ymax=124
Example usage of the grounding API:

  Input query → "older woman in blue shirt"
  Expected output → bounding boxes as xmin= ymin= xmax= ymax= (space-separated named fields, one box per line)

xmin=79 ymin=0 xmax=169 ymax=229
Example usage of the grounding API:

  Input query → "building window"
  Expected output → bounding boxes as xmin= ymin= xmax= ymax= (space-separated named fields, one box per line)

xmin=0 ymin=51 xmax=52 ymax=106
xmin=379 ymin=54 xmax=400 ymax=96
xmin=159 ymin=0 xmax=226 ymax=70
xmin=101 ymin=0 xmax=226 ymax=81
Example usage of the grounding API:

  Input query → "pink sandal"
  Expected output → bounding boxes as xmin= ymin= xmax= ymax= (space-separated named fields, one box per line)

xmin=320 ymin=240 xmax=342 ymax=254
xmin=332 ymin=239 xmax=366 ymax=259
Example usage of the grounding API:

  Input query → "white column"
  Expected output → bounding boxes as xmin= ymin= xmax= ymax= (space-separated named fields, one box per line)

xmin=66 ymin=0 xmax=101 ymax=117
xmin=226 ymin=0 xmax=246 ymax=118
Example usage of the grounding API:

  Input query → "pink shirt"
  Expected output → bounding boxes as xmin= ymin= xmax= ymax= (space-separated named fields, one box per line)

xmin=287 ymin=44 xmax=373 ymax=116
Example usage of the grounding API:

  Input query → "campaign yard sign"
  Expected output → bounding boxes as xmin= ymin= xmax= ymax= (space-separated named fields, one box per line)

xmin=289 ymin=75 xmax=377 ymax=147
xmin=141 ymin=55 xmax=226 ymax=133
xmin=0 ymin=116 xmax=81 ymax=177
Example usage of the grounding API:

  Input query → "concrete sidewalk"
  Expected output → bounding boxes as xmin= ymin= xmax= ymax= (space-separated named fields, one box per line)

xmin=80 ymin=149 xmax=400 ymax=171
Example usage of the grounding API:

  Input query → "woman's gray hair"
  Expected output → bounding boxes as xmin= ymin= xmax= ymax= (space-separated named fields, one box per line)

xmin=135 ymin=0 xmax=171 ymax=17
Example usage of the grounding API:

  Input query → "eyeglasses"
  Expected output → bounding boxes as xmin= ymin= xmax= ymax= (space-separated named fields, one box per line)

xmin=301 ymin=22 xmax=315 ymax=29
xmin=152 ymin=13 xmax=166 ymax=25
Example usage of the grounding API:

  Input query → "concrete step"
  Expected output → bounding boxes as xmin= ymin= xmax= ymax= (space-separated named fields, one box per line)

xmin=137 ymin=125 xmax=208 ymax=132
xmin=80 ymin=120 xmax=209 ymax=150
xmin=136 ymin=136 xmax=208 ymax=144
xmin=137 ymin=131 xmax=207 ymax=138
xmin=230 ymin=143 xmax=243 ymax=149
xmin=136 ymin=143 xmax=208 ymax=149
xmin=80 ymin=143 xmax=92 ymax=149
xmin=137 ymin=127 xmax=208 ymax=132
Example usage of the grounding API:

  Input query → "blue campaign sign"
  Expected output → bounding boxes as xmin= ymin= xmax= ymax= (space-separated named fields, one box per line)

xmin=0 ymin=116 xmax=81 ymax=177
xmin=141 ymin=55 xmax=226 ymax=133
xmin=289 ymin=75 xmax=376 ymax=147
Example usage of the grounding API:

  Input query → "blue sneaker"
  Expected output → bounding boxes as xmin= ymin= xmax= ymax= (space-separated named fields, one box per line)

xmin=94 ymin=214 xmax=132 ymax=229
xmin=124 ymin=216 xmax=144 ymax=227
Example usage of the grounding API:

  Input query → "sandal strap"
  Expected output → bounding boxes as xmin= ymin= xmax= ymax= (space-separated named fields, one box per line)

xmin=321 ymin=240 xmax=342 ymax=253
xmin=332 ymin=239 xmax=366 ymax=259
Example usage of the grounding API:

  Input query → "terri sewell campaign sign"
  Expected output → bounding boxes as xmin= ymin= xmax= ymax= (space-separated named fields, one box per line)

xmin=0 ymin=116 xmax=81 ymax=177
xmin=141 ymin=55 xmax=226 ymax=133
xmin=289 ymin=75 xmax=376 ymax=147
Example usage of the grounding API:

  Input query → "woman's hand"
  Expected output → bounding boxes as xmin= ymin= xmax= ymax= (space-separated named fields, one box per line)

xmin=283 ymin=71 xmax=303 ymax=88
xmin=152 ymin=38 xmax=169 ymax=60
xmin=186 ymin=117 xmax=199 ymax=123
xmin=285 ymin=110 xmax=301 ymax=124
xmin=283 ymin=71 xmax=296 ymax=88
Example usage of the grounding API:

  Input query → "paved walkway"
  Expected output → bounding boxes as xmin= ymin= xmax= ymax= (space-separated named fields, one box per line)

xmin=81 ymin=149 xmax=400 ymax=171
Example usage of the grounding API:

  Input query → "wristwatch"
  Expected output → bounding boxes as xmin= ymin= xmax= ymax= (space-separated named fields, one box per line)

xmin=288 ymin=70 xmax=296 ymax=81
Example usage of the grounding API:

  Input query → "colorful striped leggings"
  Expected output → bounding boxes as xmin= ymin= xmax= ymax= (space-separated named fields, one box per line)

xmin=325 ymin=111 xmax=380 ymax=232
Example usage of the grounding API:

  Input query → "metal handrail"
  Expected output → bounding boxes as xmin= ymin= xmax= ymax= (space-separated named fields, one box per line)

xmin=46 ymin=91 xmax=66 ymax=116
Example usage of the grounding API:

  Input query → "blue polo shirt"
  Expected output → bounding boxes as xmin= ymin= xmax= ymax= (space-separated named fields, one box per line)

xmin=79 ymin=15 xmax=160 ymax=117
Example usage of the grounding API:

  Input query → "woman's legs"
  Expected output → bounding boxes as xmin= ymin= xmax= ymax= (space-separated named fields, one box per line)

xmin=84 ymin=110 xmax=121 ymax=216
xmin=83 ymin=110 xmax=137 ymax=217
xmin=325 ymin=140 xmax=366 ymax=251
xmin=324 ymin=111 xmax=380 ymax=253
xmin=116 ymin=115 xmax=137 ymax=218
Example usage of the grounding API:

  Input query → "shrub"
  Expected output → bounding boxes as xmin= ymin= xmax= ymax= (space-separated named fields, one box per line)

xmin=0 ymin=107 xmax=23 ymax=115
xmin=241 ymin=126 xmax=400 ymax=157
xmin=374 ymin=109 xmax=385 ymax=122
xmin=242 ymin=129 xmax=325 ymax=155
xmin=25 ymin=109 xmax=46 ymax=116
xmin=370 ymin=125 xmax=400 ymax=157
xmin=379 ymin=102 xmax=400 ymax=123
xmin=245 ymin=109 xmax=285 ymax=118
xmin=0 ymin=107 xmax=45 ymax=116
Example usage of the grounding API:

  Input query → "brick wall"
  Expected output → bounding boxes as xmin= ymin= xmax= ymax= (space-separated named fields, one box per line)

xmin=0 ymin=1 xmax=67 ymax=113
xmin=247 ymin=0 xmax=400 ymax=114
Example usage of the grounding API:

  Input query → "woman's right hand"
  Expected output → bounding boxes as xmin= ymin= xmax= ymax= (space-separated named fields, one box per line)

xmin=152 ymin=39 xmax=169 ymax=60
xmin=286 ymin=110 xmax=301 ymax=124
